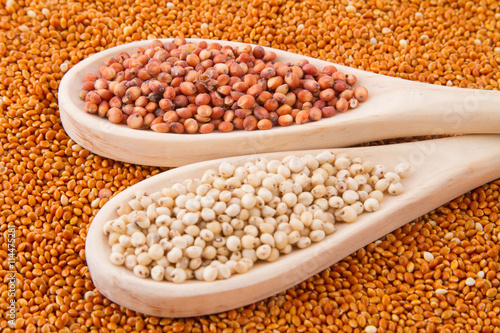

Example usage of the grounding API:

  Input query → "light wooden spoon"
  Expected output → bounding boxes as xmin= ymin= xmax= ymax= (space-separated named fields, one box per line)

xmin=59 ymin=38 xmax=500 ymax=167
xmin=85 ymin=134 xmax=500 ymax=318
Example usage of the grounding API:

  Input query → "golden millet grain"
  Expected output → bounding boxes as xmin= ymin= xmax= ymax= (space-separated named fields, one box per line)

xmin=0 ymin=0 xmax=499 ymax=332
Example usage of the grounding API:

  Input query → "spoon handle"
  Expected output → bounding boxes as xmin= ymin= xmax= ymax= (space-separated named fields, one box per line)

xmin=367 ymin=77 xmax=500 ymax=136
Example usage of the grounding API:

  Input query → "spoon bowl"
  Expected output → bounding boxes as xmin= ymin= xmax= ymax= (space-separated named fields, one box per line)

xmin=85 ymin=134 xmax=500 ymax=317
xmin=59 ymin=38 xmax=500 ymax=167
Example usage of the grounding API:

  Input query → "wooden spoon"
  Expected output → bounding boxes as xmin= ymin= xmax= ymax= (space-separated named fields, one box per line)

xmin=59 ymin=38 xmax=500 ymax=167
xmin=85 ymin=134 xmax=500 ymax=318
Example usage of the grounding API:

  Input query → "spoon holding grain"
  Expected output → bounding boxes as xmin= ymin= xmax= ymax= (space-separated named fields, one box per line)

xmin=85 ymin=134 xmax=500 ymax=317
xmin=59 ymin=38 xmax=500 ymax=167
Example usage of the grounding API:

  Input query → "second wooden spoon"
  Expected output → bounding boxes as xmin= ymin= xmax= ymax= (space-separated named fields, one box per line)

xmin=85 ymin=134 xmax=500 ymax=317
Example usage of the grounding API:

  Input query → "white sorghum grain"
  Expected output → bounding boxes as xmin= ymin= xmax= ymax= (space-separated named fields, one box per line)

xmin=310 ymin=230 xmax=326 ymax=242
xmin=148 ymin=244 xmax=164 ymax=260
xmin=395 ymin=162 xmax=412 ymax=178
xmin=133 ymin=265 xmax=150 ymax=278
xmin=334 ymin=156 xmax=350 ymax=170
xmin=296 ymin=237 xmax=312 ymax=249
xmin=167 ymin=247 xmax=183 ymax=263
xmin=130 ymin=232 xmax=146 ymax=247
xmin=202 ymin=265 xmax=218 ymax=282
xmin=374 ymin=179 xmax=390 ymax=192
xmin=217 ymin=264 xmax=232 ymax=279
xmin=363 ymin=198 xmax=380 ymax=212
xmin=371 ymin=165 xmax=387 ymax=178
xmin=339 ymin=206 xmax=358 ymax=223
xmin=136 ymin=252 xmax=153 ymax=266
xmin=105 ymin=151 xmax=407 ymax=282
xmin=369 ymin=190 xmax=384 ymax=203
xmin=388 ymin=182 xmax=404 ymax=195
xmin=170 ymin=268 xmax=187 ymax=283
xmin=125 ymin=255 xmax=137 ymax=270
xmin=384 ymin=172 xmax=401 ymax=182
xmin=109 ymin=252 xmax=125 ymax=265
xmin=151 ymin=265 xmax=165 ymax=281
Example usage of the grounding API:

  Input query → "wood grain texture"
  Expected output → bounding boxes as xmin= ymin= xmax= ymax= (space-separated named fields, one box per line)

xmin=59 ymin=38 xmax=500 ymax=167
xmin=85 ymin=135 xmax=500 ymax=318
